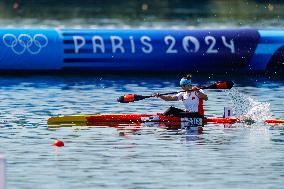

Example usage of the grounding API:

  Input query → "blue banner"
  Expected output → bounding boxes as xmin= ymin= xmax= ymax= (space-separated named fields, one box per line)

xmin=0 ymin=29 xmax=62 ymax=70
xmin=0 ymin=28 xmax=283 ymax=73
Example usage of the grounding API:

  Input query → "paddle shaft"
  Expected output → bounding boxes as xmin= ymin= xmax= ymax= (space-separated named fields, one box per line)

xmin=139 ymin=81 xmax=228 ymax=99
xmin=117 ymin=80 xmax=234 ymax=103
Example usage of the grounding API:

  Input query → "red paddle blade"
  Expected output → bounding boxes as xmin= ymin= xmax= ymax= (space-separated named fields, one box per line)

xmin=117 ymin=94 xmax=135 ymax=103
xmin=216 ymin=81 xmax=234 ymax=89
xmin=117 ymin=94 xmax=146 ymax=103
xmin=205 ymin=81 xmax=234 ymax=89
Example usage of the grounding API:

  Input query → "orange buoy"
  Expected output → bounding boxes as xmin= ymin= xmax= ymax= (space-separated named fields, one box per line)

xmin=53 ymin=139 xmax=64 ymax=147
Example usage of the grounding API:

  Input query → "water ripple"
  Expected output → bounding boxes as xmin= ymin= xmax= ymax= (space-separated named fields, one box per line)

xmin=0 ymin=75 xmax=282 ymax=189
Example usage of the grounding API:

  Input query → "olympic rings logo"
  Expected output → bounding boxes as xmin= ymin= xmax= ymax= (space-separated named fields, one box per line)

xmin=2 ymin=34 xmax=48 ymax=55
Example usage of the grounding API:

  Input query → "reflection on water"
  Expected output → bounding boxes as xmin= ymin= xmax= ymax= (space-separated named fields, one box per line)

xmin=1 ymin=0 xmax=284 ymax=27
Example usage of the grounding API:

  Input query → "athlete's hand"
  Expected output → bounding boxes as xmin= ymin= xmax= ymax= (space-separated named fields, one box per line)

xmin=152 ymin=93 xmax=161 ymax=97
xmin=192 ymin=86 xmax=200 ymax=91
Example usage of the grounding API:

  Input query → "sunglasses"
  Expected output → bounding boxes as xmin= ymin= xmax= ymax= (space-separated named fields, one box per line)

xmin=180 ymin=84 xmax=192 ymax=87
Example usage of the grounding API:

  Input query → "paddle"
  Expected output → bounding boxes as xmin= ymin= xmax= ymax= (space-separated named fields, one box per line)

xmin=117 ymin=80 xmax=234 ymax=103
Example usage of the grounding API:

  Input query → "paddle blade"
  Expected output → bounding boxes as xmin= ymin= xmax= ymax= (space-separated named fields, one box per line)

xmin=117 ymin=94 xmax=146 ymax=103
xmin=204 ymin=80 xmax=234 ymax=89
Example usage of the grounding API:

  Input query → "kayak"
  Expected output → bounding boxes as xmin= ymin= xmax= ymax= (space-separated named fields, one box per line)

xmin=48 ymin=113 xmax=204 ymax=126
xmin=47 ymin=113 xmax=284 ymax=128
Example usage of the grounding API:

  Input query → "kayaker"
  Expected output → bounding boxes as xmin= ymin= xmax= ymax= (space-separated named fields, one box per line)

xmin=153 ymin=74 xmax=208 ymax=117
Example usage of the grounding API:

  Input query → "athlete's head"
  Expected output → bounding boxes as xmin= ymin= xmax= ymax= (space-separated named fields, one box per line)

xmin=180 ymin=74 xmax=192 ymax=89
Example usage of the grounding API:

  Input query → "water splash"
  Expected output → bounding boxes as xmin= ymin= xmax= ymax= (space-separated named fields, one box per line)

xmin=225 ymin=88 xmax=272 ymax=123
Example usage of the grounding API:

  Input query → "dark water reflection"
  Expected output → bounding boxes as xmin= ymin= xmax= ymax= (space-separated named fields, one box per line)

xmin=1 ymin=0 xmax=284 ymax=27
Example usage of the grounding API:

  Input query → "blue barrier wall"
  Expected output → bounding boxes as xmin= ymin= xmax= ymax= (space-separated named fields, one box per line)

xmin=0 ymin=29 xmax=62 ymax=70
xmin=0 ymin=28 xmax=283 ymax=73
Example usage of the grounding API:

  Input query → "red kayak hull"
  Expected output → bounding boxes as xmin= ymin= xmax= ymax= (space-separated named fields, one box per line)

xmin=47 ymin=113 xmax=284 ymax=128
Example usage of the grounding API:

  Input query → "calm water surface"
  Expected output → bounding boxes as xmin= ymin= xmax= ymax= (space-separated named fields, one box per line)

xmin=0 ymin=74 xmax=283 ymax=189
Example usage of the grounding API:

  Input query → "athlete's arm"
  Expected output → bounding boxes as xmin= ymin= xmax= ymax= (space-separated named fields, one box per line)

xmin=192 ymin=87 xmax=208 ymax=101
xmin=159 ymin=95 xmax=178 ymax=101
xmin=153 ymin=93 xmax=178 ymax=101
xmin=196 ymin=91 xmax=208 ymax=101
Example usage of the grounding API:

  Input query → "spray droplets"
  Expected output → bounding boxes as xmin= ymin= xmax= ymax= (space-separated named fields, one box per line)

xmin=225 ymin=88 xmax=272 ymax=123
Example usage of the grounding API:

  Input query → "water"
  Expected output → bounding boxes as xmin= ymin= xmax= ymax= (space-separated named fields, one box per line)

xmin=0 ymin=74 xmax=283 ymax=189
xmin=0 ymin=0 xmax=284 ymax=188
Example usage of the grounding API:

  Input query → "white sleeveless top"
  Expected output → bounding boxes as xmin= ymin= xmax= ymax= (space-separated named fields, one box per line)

xmin=175 ymin=89 xmax=205 ymax=114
